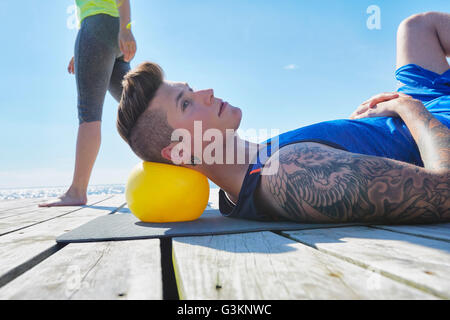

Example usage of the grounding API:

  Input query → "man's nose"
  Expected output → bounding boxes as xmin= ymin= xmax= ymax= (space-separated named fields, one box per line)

xmin=197 ymin=89 xmax=214 ymax=106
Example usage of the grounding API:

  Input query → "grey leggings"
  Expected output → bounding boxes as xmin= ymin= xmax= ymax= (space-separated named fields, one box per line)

xmin=75 ymin=14 xmax=130 ymax=124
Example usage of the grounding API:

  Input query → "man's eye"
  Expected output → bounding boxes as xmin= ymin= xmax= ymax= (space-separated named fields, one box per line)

xmin=182 ymin=100 xmax=190 ymax=111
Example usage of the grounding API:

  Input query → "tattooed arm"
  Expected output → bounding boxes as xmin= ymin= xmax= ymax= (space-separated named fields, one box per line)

xmin=254 ymin=96 xmax=449 ymax=224
xmin=255 ymin=142 xmax=449 ymax=224
xmin=392 ymin=99 xmax=449 ymax=171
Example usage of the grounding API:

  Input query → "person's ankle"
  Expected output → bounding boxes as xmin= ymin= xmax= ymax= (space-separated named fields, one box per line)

xmin=67 ymin=185 xmax=87 ymax=199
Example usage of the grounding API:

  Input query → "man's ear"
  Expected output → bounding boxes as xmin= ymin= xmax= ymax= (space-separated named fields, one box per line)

xmin=161 ymin=143 xmax=175 ymax=163
xmin=161 ymin=141 xmax=190 ymax=165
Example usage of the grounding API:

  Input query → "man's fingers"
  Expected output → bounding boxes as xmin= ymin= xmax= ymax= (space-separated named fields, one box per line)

xmin=356 ymin=105 xmax=369 ymax=115
xmin=350 ymin=105 xmax=368 ymax=119
xmin=351 ymin=111 xmax=367 ymax=120
xmin=353 ymin=109 xmax=375 ymax=120
xmin=361 ymin=93 xmax=386 ymax=105
xmin=368 ymin=93 xmax=399 ymax=108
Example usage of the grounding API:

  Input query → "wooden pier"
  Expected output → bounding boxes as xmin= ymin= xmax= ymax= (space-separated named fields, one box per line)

xmin=0 ymin=191 xmax=449 ymax=299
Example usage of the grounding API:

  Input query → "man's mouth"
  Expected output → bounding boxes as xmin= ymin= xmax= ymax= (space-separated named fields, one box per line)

xmin=218 ymin=102 xmax=227 ymax=117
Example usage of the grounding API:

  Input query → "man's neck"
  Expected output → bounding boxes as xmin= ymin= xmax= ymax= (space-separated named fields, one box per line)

xmin=192 ymin=135 xmax=263 ymax=203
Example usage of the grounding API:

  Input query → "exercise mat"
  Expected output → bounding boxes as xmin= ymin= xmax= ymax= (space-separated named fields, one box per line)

xmin=56 ymin=209 xmax=359 ymax=243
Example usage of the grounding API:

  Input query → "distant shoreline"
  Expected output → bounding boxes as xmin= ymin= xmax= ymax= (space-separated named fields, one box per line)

xmin=0 ymin=183 xmax=220 ymax=201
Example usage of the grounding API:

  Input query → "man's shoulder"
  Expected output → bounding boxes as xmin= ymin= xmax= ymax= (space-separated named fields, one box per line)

xmin=260 ymin=140 xmax=344 ymax=182
xmin=267 ymin=141 xmax=344 ymax=163
xmin=255 ymin=141 xmax=352 ymax=221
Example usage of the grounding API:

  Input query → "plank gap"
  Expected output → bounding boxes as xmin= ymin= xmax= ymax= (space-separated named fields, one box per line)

xmin=0 ymin=243 xmax=66 ymax=289
xmin=368 ymin=225 xmax=450 ymax=243
xmin=108 ymin=202 xmax=127 ymax=215
xmin=160 ymin=238 xmax=179 ymax=300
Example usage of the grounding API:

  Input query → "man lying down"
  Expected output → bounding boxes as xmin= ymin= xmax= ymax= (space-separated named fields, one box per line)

xmin=117 ymin=12 xmax=449 ymax=224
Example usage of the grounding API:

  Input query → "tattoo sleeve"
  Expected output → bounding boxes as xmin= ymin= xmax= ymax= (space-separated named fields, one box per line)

xmin=397 ymin=104 xmax=450 ymax=172
xmin=261 ymin=143 xmax=450 ymax=224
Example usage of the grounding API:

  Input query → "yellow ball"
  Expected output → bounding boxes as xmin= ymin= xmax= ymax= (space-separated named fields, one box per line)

xmin=125 ymin=162 xmax=210 ymax=223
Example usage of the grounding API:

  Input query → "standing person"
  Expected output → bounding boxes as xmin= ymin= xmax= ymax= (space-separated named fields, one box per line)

xmin=39 ymin=0 xmax=136 ymax=207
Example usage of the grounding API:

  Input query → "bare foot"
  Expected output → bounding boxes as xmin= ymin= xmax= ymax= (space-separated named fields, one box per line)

xmin=38 ymin=188 xmax=87 ymax=207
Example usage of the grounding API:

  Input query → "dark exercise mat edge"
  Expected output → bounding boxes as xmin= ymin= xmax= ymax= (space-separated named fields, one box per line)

xmin=56 ymin=210 xmax=365 ymax=244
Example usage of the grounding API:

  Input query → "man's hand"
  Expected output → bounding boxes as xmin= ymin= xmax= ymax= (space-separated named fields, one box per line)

xmin=350 ymin=92 xmax=421 ymax=119
xmin=119 ymin=28 xmax=136 ymax=62
xmin=68 ymin=56 xmax=75 ymax=74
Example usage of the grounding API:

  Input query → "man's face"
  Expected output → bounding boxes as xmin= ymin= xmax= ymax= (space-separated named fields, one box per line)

xmin=156 ymin=81 xmax=241 ymax=132
xmin=150 ymin=81 xmax=243 ymax=161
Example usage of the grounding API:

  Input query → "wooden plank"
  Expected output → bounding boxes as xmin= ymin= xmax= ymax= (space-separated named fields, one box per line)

xmin=0 ymin=197 xmax=68 ymax=217
xmin=0 ymin=198 xmax=46 ymax=212
xmin=172 ymin=232 xmax=436 ymax=299
xmin=0 ymin=195 xmax=117 ymax=236
xmin=0 ymin=198 xmax=107 ymax=219
xmin=0 ymin=192 xmax=125 ymax=215
xmin=0 ymin=195 xmax=125 ymax=236
xmin=0 ymin=192 xmax=104 ymax=211
xmin=0 ymin=240 xmax=162 ymax=300
xmin=0 ymin=195 xmax=126 ymax=281
xmin=372 ymin=224 xmax=450 ymax=242
xmin=0 ymin=205 xmax=42 ymax=218
xmin=283 ymin=226 xmax=450 ymax=299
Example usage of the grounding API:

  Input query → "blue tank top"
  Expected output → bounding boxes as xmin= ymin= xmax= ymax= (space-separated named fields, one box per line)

xmin=219 ymin=64 xmax=450 ymax=221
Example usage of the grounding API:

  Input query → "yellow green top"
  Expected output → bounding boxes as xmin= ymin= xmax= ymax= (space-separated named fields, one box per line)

xmin=75 ymin=0 xmax=119 ymax=24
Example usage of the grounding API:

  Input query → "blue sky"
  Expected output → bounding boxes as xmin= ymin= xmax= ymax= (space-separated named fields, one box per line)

xmin=0 ymin=0 xmax=449 ymax=188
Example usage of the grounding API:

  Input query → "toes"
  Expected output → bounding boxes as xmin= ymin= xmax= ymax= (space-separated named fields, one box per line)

xmin=38 ymin=200 xmax=63 ymax=207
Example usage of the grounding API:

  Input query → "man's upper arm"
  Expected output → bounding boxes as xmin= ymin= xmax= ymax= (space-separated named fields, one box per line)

xmin=255 ymin=142 xmax=450 ymax=224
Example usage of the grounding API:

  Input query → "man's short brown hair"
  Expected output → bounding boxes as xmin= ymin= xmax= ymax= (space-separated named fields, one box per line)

xmin=117 ymin=62 xmax=173 ymax=164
